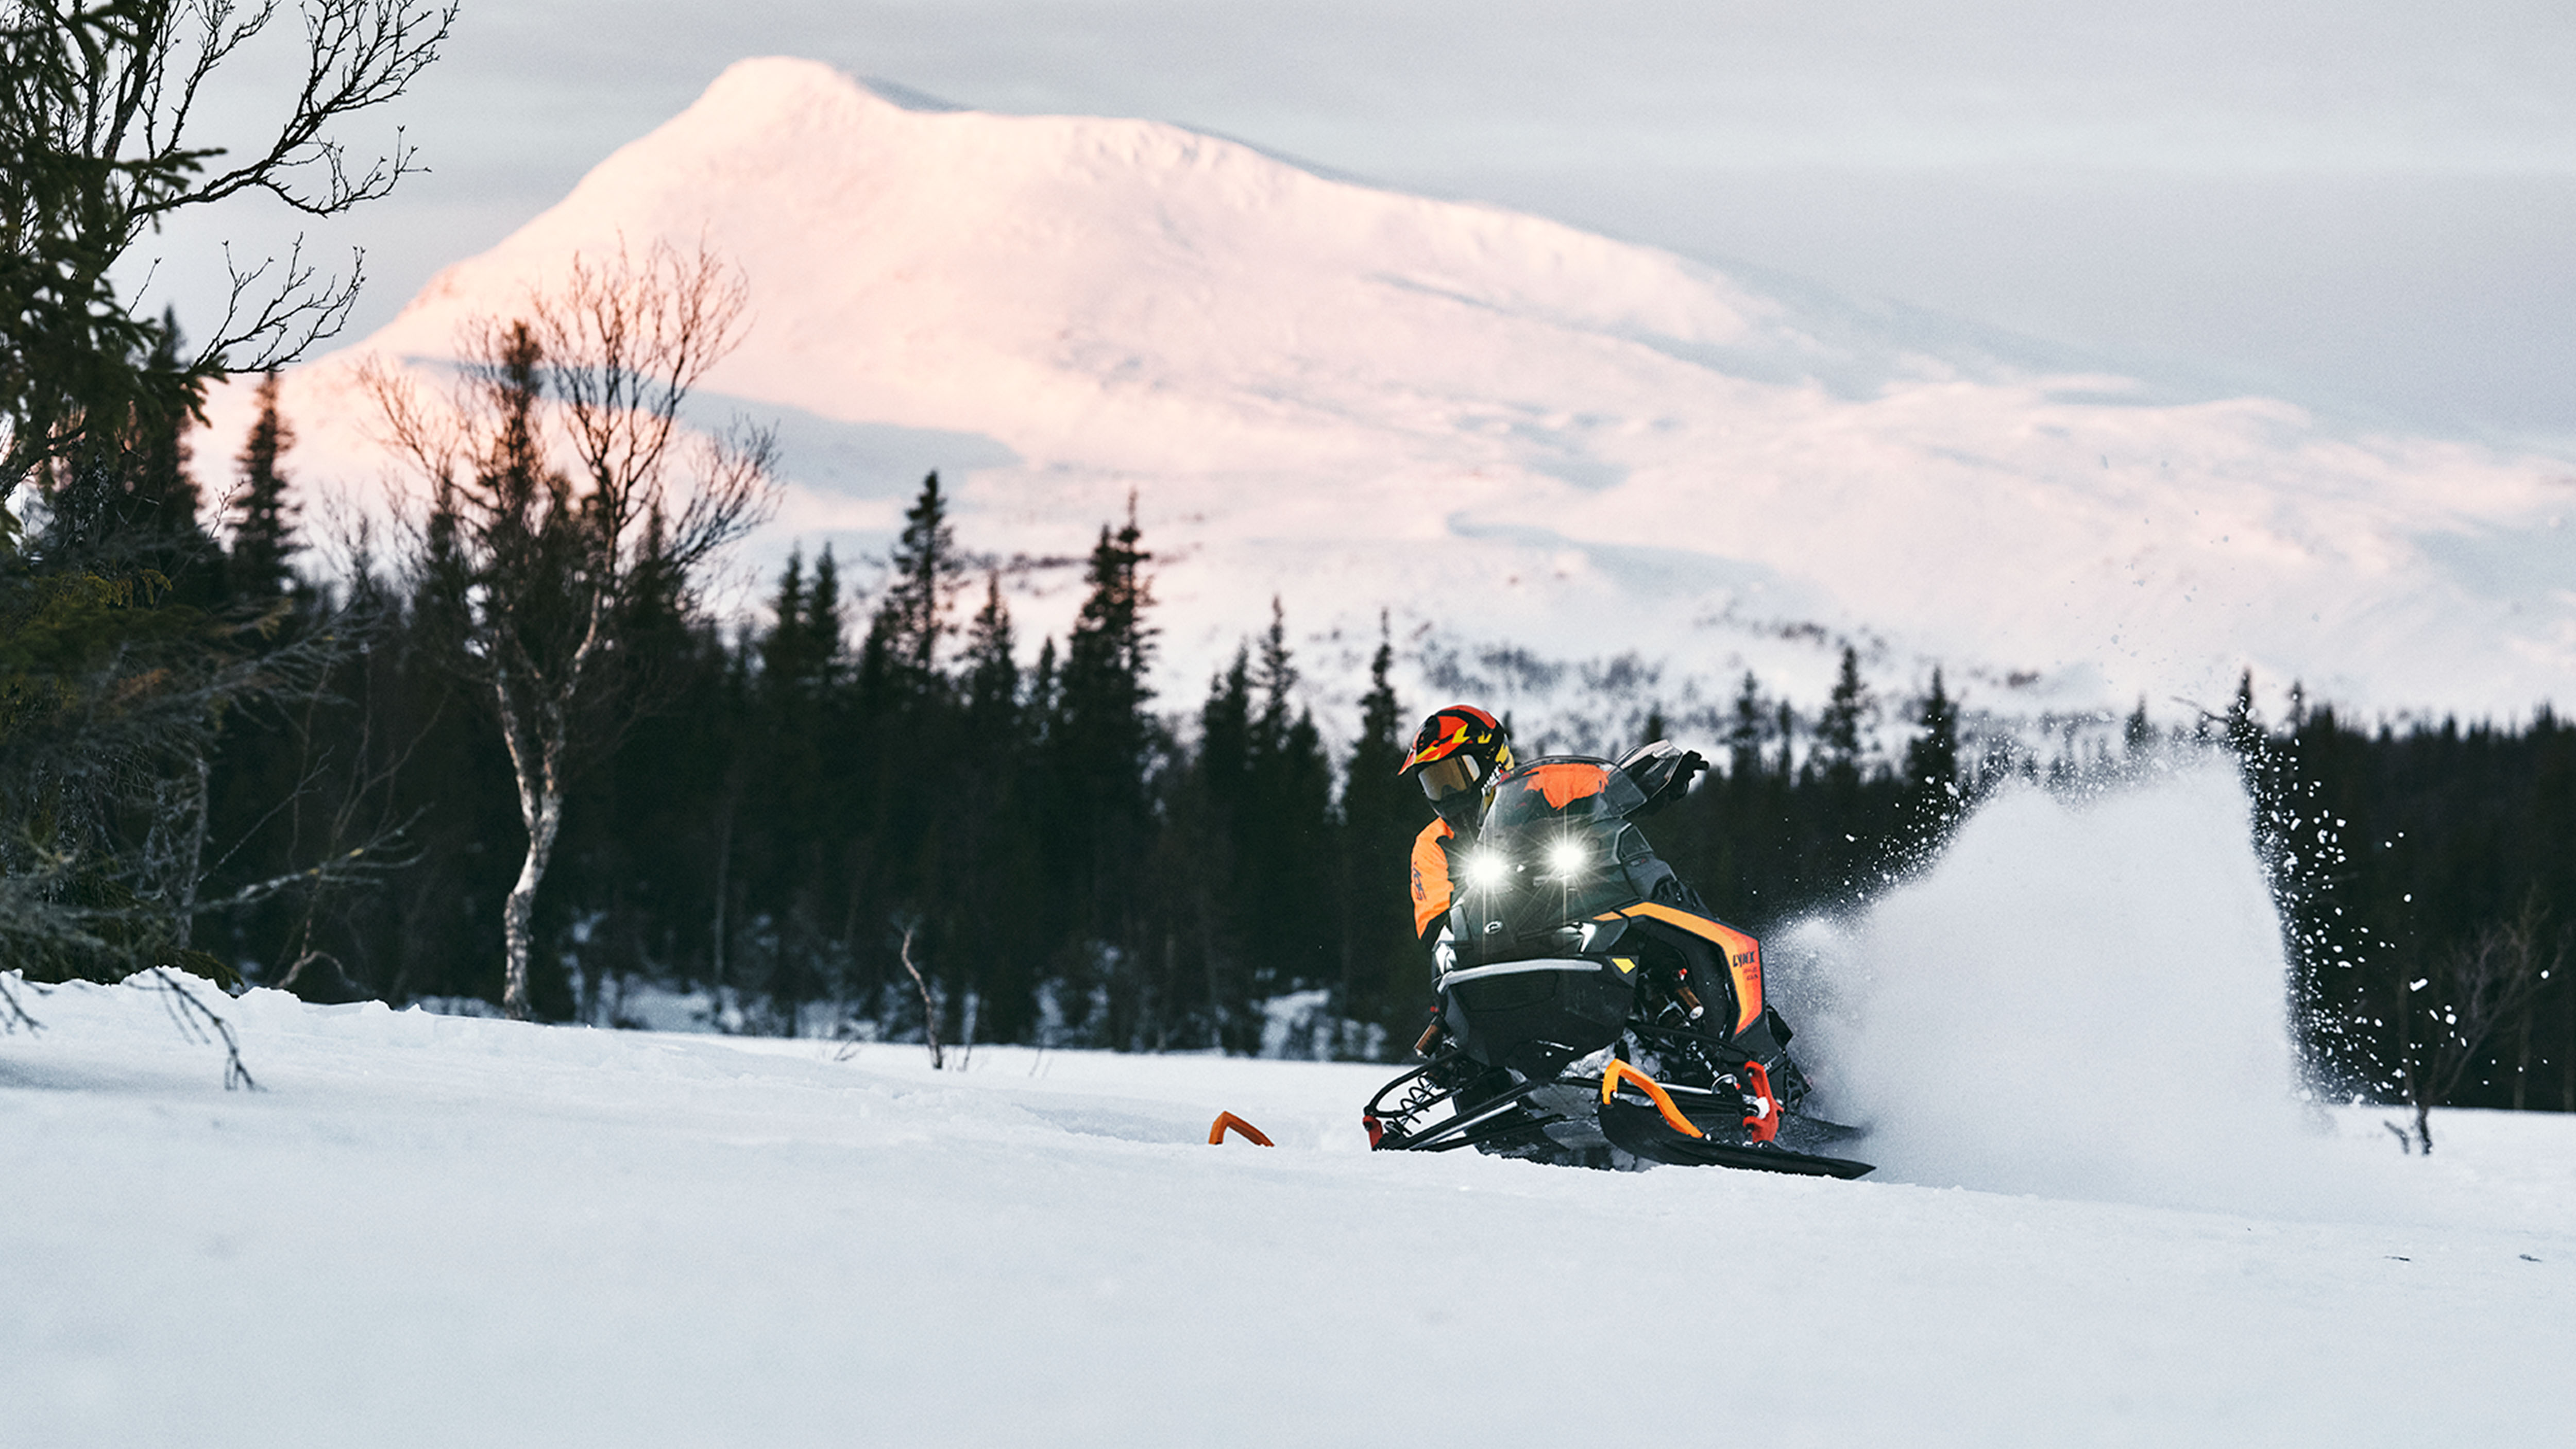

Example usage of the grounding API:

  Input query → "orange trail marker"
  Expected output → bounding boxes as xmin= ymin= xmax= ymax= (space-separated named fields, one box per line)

xmin=1208 ymin=1112 xmax=1274 ymax=1146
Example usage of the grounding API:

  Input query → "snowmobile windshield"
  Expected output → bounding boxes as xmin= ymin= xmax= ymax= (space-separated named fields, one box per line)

xmin=1451 ymin=758 xmax=1655 ymax=958
xmin=1481 ymin=760 xmax=1645 ymax=833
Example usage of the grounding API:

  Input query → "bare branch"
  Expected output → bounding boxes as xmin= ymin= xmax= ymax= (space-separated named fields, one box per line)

xmin=143 ymin=966 xmax=258 ymax=1089
xmin=895 ymin=919 xmax=944 ymax=1070
xmin=0 ymin=975 xmax=42 ymax=1035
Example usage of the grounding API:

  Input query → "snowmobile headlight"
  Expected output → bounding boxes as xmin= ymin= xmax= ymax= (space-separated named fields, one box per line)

xmin=1464 ymin=849 xmax=1512 ymax=891
xmin=1546 ymin=838 xmax=1587 ymax=877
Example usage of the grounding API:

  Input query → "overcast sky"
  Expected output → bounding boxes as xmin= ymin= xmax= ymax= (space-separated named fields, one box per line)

xmin=150 ymin=1 xmax=2576 ymax=447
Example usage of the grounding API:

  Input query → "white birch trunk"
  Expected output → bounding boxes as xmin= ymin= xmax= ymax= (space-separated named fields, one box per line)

xmin=501 ymin=782 xmax=563 ymax=1021
xmin=494 ymin=661 xmax=573 ymax=1021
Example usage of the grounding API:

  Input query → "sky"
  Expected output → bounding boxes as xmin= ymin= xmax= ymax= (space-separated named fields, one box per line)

xmin=147 ymin=1 xmax=2576 ymax=447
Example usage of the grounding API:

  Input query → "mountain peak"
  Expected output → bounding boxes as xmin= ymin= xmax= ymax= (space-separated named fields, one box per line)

xmin=294 ymin=59 xmax=2572 ymax=721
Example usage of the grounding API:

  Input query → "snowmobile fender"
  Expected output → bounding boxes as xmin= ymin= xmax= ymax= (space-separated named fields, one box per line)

xmin=1596 ymin=903 xmax=1765 ymax=1038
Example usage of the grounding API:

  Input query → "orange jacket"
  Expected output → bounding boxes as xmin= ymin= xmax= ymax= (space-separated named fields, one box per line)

xmin=1410 ymin=817 xmax=1457 ymax=941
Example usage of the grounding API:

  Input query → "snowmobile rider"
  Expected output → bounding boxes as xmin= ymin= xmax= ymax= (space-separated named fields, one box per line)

xmin=1396 ymin=704 xmax=1515 ymax=953
xmin=1386 ymin=704 xmax=1822 ymax=1154
xmin=1396 ymin=702 xmax=1724 ymax=1017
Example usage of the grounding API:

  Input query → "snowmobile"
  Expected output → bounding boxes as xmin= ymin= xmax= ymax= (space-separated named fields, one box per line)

xmin=1364 ymin=743 xmax=1874 ymax=1178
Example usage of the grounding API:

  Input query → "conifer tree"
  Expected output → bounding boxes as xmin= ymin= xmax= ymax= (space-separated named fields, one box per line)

xmin=1727 ymin=671 xmax=1767 ymax=781
xmin=805 ymin=546 xmax=845 ymax=684
xmin=1899 ymin=667 xmax=1961 ymax=857
xmin=1056 ymin=504 xmax=1157 ymax=808
xmin=227 ymin=369 xmax=298 ymax=600
xmin=1337 ymin=613 xmax=1418 ymax=1047
xmin=1241 ymin=599 xmax=1335 ymax=1002
xmin=959 ymin=570 xmax=1019 ymax=743
xmin=1049 ymin=503 xmax=1157 ymax=1007
xmin=1189 ymin=647 xmax=1255 ymax=1042
xmin=1201 ymin=649 xmax=1253 ymax=815
xmin=869 ymin=471 xmax=963 ymax=703
xmin=1817 ymin=645 xmax=1868 ymax=792
xmin=759 ymin=547 xmax=842 ymax=698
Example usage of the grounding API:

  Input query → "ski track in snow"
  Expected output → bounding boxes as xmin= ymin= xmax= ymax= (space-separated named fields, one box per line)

xmin=7 ymin=771 xmax=2574 ymax=1446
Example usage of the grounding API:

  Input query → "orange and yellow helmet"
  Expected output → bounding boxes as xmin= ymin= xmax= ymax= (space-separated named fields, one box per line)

xmin=1399 ymin=705 xmax=1514 ymax=817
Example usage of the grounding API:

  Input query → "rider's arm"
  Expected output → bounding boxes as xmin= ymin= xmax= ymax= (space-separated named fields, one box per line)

xmin=1409 ymin=819 xmax=1456 ymax=944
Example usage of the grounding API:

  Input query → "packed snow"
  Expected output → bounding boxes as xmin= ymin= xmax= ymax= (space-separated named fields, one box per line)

xmin=211 ymin=57 xmax=2576 ymax=724
xmin=8 ymin=769 xmax=2570 ymax=1446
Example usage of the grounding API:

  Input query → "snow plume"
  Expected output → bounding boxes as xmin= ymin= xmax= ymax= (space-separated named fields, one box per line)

xmin=1780 ymin=758 xmax=2356 ymax=1215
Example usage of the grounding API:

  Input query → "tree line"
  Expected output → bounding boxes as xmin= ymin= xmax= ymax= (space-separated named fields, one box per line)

xmin=28 ymin=355 xmax=2576 ymax=1133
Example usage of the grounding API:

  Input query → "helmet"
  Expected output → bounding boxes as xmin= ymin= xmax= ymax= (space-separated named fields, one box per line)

xmin=1399 ymin=705 xmax=1514 ymax=826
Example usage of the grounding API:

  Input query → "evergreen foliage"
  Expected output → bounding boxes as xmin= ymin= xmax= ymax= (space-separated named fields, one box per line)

xmin=0 ymin=0 xmax=449 ymax=1020
xmin=226 ymin=370 xmax=298 ymax=600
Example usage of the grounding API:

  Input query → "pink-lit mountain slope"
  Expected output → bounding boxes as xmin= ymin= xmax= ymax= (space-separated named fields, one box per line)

xmin=233 ymin=57 xmax=2575 ymax=726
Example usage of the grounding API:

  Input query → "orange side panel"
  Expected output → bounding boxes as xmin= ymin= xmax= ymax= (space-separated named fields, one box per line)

xmin=1618 ymin=901 xmax=1765 ymax=1036
xmin=1410 ymin=819 xmax=1456 ymax=939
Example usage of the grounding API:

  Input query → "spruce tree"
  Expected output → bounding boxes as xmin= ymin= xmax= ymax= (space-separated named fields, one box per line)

xmin=1242 ymin=599 xmax=1334 ymax=1005
xmin=1727 ymin=671 xmax=1767 ymax=781
xmin=1817 ymin=645 xmax=1867 ymax=791
xmin=805 ymin=545 xmax=845 ymax=684
xmin=959 ymin=570 xmax=1020 ymax=743
xmin=228 ymin=369 xmax=298 ymax=600
xmin=871 ymin=471 xmax=963 ymax=702
xmin=1056 ymin=505 xmax=1157 ymax=798
xmin=1898 ymin=667 xmax=1961 ymax=857
xmin=1201 ymin=649 xmax=1253 ymax=817
xmin=1336 ymin=613 xmax=1418 ymax=1052
xmin=1049 ymin=503 xmax=1157 ymax=970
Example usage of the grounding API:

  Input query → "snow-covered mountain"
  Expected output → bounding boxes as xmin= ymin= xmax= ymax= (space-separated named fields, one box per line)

xmin=239 ymin=56 xmax=2576 ymax=726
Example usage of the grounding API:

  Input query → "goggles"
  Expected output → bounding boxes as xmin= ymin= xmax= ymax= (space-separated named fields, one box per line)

xmin=1416 ymin=752 xmax=1482 ymax=802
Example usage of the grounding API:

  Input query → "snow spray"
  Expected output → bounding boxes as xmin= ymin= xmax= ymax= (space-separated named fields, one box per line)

xmin=1773 ymin=759 xmax=2366 ymax=1215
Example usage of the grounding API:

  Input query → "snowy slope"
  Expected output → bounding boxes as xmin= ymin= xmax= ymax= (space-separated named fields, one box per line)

xmin=225 ymin=57 xmax=2576 ymax=721
xmin=10 ymin=769 xmax=2572 ymax=1446
xmin=5 ymin=998 xmax=2568 ymax=1447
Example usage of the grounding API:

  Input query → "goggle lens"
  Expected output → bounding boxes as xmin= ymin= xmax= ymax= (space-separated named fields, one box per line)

xmin=1418 ymin=753 xmax=1481 ymax=801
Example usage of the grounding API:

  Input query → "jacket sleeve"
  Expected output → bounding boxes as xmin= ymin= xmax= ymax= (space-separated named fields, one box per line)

xmin=1410 ymin=819 xmax=1457 ymax=942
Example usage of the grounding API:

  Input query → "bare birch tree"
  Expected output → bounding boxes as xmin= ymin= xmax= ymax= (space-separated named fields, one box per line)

xmin=2396 ymin=894 xmax=2565 ymax=1153
xmin=366 ymin=241 xmax=776 ymax=1019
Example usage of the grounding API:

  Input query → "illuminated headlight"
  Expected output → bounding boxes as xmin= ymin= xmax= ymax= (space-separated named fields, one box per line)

xmin=1546 ymin=839 xmax=1588 ymax=876
xmin=1464 ymin=850 xmax=1512 ymax=891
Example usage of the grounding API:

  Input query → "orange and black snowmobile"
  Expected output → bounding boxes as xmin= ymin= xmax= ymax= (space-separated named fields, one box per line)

xmin=1364 ymin=743 xmax=1874 ymax=1178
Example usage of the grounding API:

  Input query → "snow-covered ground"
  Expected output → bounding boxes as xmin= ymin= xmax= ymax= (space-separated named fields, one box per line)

xmin=9 ymin=771 xmax=2572 ymax=1446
